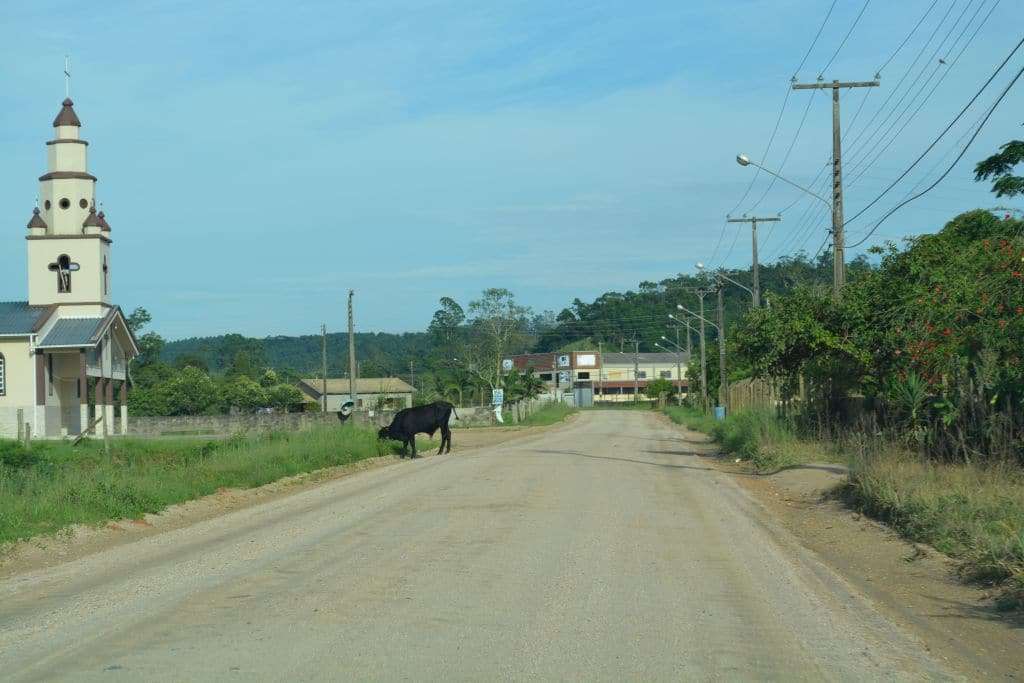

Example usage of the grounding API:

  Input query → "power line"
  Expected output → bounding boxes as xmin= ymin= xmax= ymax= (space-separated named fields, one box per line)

xmin=843 ymin=31 xmax=1023 ymax=228
xmin=847 ymin=61 xmax=1024 ymax=249
xmin=818 ymin=0 xmax=872 ymax=76
xmin=875 ymin=0 xmax=941 ymax=76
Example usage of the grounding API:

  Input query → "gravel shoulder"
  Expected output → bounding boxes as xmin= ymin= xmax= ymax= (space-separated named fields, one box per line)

xmin=658 ymin=413 xmax=1024 ymax=680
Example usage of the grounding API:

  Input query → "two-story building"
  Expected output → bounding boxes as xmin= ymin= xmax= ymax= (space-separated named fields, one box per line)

xmin=509 ymin=350 xmax=688 ymax=403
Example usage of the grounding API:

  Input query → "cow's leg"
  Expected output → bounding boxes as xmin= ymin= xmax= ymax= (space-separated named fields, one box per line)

xmin=441 ymin=425 xmax=452 ymax=454
xmin=410 ymin=436 xmax=418 ymax=457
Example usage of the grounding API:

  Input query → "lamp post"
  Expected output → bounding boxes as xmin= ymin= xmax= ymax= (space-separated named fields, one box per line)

xmin=736 ymin=153 xmax=842 ymax=299
xmin=658 ymin=336 xmax=687 ymax=404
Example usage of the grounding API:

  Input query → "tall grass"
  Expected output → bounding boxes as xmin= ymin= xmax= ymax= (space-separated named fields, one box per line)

xmin=663 ymin=406 xmax=823 ymax=471
xmin=0 ymin=426 xmax=391 ymax=546
xmin=518 ymin=402 xmax=577 ymax=426
xmin=846 ymin=447 xmax=1024 ymax=610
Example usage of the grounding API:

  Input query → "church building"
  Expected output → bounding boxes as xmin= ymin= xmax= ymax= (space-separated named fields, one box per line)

xmin=0 ymin=97 xmax=139 ymax=439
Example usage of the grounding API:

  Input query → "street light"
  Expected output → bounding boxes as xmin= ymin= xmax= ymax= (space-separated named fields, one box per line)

xmin=735 ymin=154 xmax=831 ymax=207
xmin=696 ymin=263 xmax=754 ymax=302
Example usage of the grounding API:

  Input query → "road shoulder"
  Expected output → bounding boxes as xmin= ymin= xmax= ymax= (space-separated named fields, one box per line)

xmin=658 ymin=414 xmax=1023 ymax=680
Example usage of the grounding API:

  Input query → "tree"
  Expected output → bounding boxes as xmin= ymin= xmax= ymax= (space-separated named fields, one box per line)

xmin=173 ymin=353 xmax=209 ymax=372
xmin=219 ymin=376 xmax=269 ymax=413
xmin=462 ymin=288 xmax=532 ymax=390
xmin=644 ymin=377 xmax=675 ymax=401
xmin=266 ymin=384 xmax=305 ymax=412
xmin=126 ymin=307 xmax=152 ymax=334
xmin=975 ymin=140 xmax=1024 ymax=197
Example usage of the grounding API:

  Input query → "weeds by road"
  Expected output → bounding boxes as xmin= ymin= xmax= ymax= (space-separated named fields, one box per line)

xmin=664 ymin=405 xmax=1024 ymax=611
xmin=517 ymin=402 xmax=577 ymax=426
xmin=0 ymin=426 xmax=392 ymax=546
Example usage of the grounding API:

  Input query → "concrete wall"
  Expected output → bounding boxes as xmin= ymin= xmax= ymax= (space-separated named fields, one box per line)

xmin=0 ymin=338 xmax=35 ymax=438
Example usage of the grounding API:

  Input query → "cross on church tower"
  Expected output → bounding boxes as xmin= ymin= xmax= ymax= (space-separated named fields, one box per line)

xmin=64 ymin=55 xmax=71 ymax=98
xmin=48 ymin=255 xmax=80 ymax=293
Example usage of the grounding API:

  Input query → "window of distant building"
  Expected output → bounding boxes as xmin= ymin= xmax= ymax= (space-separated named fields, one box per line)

xmin=660 ymin=370 xmax=672 ymax=379
xmin=636 ymin=371 xmax=647 ymax=379
xmin=577 ymin=372 xmax=590 ymax=380
xmin=0 ymin=353 xmax=5 ymax=396
xmin=539 ymin=373 xmax=552 ymax=381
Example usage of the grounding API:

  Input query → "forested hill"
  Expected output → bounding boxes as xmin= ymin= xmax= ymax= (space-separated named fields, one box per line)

xmin=162 ymin=331 xmax=432 ymax=378
xmin=532 ymin=252 xmax=866 ymax=353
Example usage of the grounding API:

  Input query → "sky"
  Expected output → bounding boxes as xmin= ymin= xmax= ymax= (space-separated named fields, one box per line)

xmin=1 ymin=0 xmax=1021 ymax=339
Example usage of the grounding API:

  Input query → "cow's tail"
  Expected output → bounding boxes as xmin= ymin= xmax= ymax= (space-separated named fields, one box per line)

xmin=451 ymin=406 xmax=460 ymax=421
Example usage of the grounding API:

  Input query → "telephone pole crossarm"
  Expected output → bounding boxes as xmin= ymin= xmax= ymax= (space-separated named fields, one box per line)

xmin=791 ymin=80 xmax=879 ymax=90
xmin=725 ymin=215 xmax=780 ymax=308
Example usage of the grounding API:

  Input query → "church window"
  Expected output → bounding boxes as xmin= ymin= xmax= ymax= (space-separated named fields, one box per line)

xmin=48 ymin=355 xmax=54 ymax=396
xmin=59 ymin=198 xmax=70 ymax=210
xmin=102 ymin=256 xmax=109 ymax=295
xmin=44 ymin=200 xmax=51 ymax=210
xmin=0 ymin=353 xmax=5 ymax=396
xmin=49 ymin=254 xmax=79 ymax=293
xmin=79 ymin=198 xmax=88 ymax=209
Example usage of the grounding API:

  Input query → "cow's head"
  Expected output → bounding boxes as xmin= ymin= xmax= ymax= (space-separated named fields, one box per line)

xmin=377 ymin=425 xmax=392 ymax=440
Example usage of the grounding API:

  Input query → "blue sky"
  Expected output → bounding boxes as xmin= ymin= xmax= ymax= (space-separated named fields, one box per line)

xmin=1 ymin=1 xmax=1021 ymax=339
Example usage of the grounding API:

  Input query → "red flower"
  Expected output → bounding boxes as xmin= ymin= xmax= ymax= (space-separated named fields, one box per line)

xmin=999 ymin=319 xmax=1008 ymax=329
xmin=942 ymin=328 xmax=952 ymax=336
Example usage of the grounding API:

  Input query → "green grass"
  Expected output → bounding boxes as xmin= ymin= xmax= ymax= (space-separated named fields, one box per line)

xmin=518 ymin=402 xmax=577 ymax=426
xmin=845 ymin=451 xmax=1024 ymax=611
xmin=0 ymin=426 xmax=397 ymax=546
xmin=663 ymin=406 xmax=829 ymax=471
xmin=662 ymin=405 xmax=1024 ymax=610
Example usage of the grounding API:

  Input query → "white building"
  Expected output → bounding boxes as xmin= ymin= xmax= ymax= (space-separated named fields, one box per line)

xmin=297 ymin=378 xmax=415 ymax=412
xmin=0 ymin=98 xmax=138 ymax=438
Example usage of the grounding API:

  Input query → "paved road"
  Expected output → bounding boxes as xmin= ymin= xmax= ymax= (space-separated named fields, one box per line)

xmin=0 ymin=412 xmax=953 ymax=681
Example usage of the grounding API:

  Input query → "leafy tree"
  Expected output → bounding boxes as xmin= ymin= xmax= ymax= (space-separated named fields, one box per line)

xmin=266 ymin=384 xmax=305 ymax=412
xmin=975 ymin=140 xmax=1024 ymax=197
xmin=462 ymin=288 xmax=532 ymax=390
xmin=645 ymin=377 xmax=675 ymax=399
xmin=219 ymin=376 xmax=269 ymax=413
xmin=126 ymin=307 xmax=152 ymax=334
xmin=173 ymin=353 xmax=209 ymax=372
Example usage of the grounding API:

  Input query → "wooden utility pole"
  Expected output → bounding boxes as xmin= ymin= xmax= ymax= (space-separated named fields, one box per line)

xmin=792 ymin=78 xmax=879 ymax=299
xmin=697 ymin=289 xmax=709 ymax=412
xmin=409 ymin=360 xmax=415 ymax=393
xmin=725 ymin=215 xmax=780 ymax=307
xmin=597 ymin=340 xmax=603 ymax=403
xmin=716 ymin=278 xmax=727 ymax=412
xmin=347 ymin=290 xmax=356 ymax=407
xmin=633 ymin=338 xmax=640 ymax=403
xmin=320 ymin=323 xmax=327 ymax=413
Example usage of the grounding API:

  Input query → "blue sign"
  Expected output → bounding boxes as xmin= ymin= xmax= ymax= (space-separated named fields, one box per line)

xmin=492 ymin=388 xmax=504 ymax=405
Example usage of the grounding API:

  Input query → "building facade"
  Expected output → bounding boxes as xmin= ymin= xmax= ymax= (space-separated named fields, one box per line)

xmin=0 ymin=98 xmax=138 ymax=439
xmin=509 ymin=350 xmax=688 ymax=402
xmin=297 ymin=377 xmax=415 ymax=412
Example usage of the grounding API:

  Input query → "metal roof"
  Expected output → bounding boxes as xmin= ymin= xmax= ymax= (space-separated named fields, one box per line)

xmin=0 ymin=302 xmax=50 ymax=335
xmin=298 ymin=377 xmax=415 ymax=398
xmin=38 ymin=317 xmax=104 ymax=348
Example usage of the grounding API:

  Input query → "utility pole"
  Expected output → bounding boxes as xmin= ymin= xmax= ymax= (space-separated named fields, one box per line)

xmin=347 ymin=290 xmax=356 ymax=408
xmin=321 ymin=323 xmax=327 ymax=414
xmin=792 ymin=78 xmax=879 ymax=299
xmin=409 ymin=360 xmax=415 ymax=393
xmin=697 ymin=289 xmax=709 ymax=412
xmin=633 ymin=338 xmax=640 ymax=403
xmin=597 ymin=340 xmax=603 ymax=403
xmin=725 ymin=215 xmax=780 ymax=307
xmin=674 ymin=326 xmax=682 ymax=399
xmin=716 ymin=277 xmax=727 ymax=412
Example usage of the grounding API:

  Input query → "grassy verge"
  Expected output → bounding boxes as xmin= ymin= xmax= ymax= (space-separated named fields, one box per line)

xmin=845 ymin=451 xmax=1024 ymax=611
xmin=518 ymin=402 xmax=577 ymax=426
xmin=0 ymin=425 xmax=397 ymax=546
xmin=663 ymin=406 xmax=834 ymax=471
xmin=662 ymin=405 xmax=1024 ymax=610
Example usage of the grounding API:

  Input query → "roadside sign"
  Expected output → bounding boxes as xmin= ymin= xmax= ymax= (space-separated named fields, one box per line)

xmin=558 ymin=371 xmax=570 ymax=383
xmin=557 ymin=354 xmax=570 ymax=368
xmin=502 ymin=359 xmax=514 ymax=371
xmin=492 ymin=388 xmax=504 ymax=405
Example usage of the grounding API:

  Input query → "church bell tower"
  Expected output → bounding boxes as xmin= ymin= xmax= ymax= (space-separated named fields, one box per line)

xmin=26 ymin=98 xmax=112 ymax=308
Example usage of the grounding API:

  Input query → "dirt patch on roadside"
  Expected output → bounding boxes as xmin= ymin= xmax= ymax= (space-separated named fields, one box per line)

xmin=659 ymin=417 xmax=1023 ymax=680
xmin=0 ymin=421 xmax=563 ymax=581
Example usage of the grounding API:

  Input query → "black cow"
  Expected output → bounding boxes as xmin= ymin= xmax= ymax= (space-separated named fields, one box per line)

xmin=377 ymin=401 xmax=459 ymax=457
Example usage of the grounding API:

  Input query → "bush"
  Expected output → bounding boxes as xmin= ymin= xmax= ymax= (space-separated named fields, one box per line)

xmin=0 ymin=440 xmax=39 ymax=469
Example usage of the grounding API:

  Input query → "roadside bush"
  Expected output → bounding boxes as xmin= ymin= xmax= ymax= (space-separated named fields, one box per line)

xmin=0 ymin=440 xmax=39 ymax=469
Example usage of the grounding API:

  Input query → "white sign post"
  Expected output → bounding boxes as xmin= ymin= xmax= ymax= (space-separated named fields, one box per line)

xmin=492 ymin=388 xmax=504 ymax=424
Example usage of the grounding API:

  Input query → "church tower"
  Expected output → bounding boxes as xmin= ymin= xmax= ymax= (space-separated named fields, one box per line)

xmin=26 ymin=98 xmax=112 ymax=309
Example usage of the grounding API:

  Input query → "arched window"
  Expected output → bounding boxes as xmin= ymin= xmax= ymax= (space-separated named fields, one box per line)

xmin=0 ymin=353 xmax=6 ymax=396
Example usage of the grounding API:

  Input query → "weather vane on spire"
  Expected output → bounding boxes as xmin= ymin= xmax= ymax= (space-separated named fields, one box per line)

xmin=64 ymin=55 xmax=71 ymax=98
